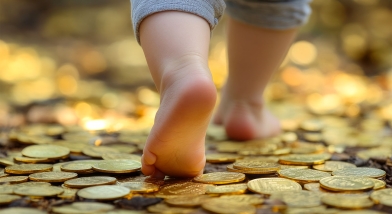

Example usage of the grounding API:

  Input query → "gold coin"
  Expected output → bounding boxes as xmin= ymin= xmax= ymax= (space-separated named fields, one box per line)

xmin=280 ymin=132 xmax=298 ymax=143
xmin=279 ymin=164 xmax=309 ymax=170
xmin=0 ymin=185 xmax=15 ymax=194
xmin=148 ymin=203 xmax=196 ymax=214
xmin=194 ymin=172 xmax=245 ymax=184
xmin=29 ymin=171 xmax=78 ymax=182
xmin=278 ymin=153 xmax=330 ymax=166
xmin=226 ymin=164 xmax=276 ymax=175
xmin=270 ymin=190 xmax=321 ymax=208
xmin=218 ymin=195 xmax=264 ymax=205
xmin=312 ymin=161 xmax=356 ymax=172
xmin=14 ymin=156 xmax=51 ymax=164
xmin=0 ymin=194 xmax=21 ymax=205
xmin=206 ymin=153 xmax=240 ymax=163
xmin=102 ymin=153 xmax=141 ymax=162
xmin=92 ymin=160 xmax=141 ymax=173
xmin=58 ymin=185 xmax=78 ymax=200
xmin=52 ymin=140 xmax=88 ymax=153
xmin=201 ymin=199 xmax=256 ymax=214
xmin=278 ymin=168 xmax=331 ymax=183
xmin=82 ymin=146 xmax=119 ymax=158
xmin=106 ymin=143 xmax=138 ymax=154
xmin=321 ymin=195 xmax=373 ymax=209
xmin=119 ymin=182 xmax=159 ymax=193
xmin=77 ymin=185 xmax=130 ymax=200
xmin=378 ymin=195 xmax=392 ymax=207
xmin=233 ymin=161 xmax=280 ymax=171
xmin=300 ymin=119 xmax=324 ymax=132
xmin=370 ymin=189 xmax=392 ymax=203
xmin=320 ymin=176 xmax=374 ymax=191
xmin=60 ymin=160 xmax=99 ymax=173
xmin=165 ymin=195 xmax=211 ymax=207
xmin=14 ymin=181 xmax=51 ymax=188
xmin=0 ymin=176 xmax=28 ymax=184
xmin=52 ymin=202 xmax=114 ymax=214
xmin=0 ymin=158 xmax=14 ymax=166
xmin=369 ymin=178 xmax=386 ymax=190
xmin=325 ymin=211 xmax=385 ymax=214
xmin=64 ymin=176 xmax=117 ymax=188
xmin=247 ymin=178 xmax=302 ymax=195
xmin=332 ymin=167 xmax=386 ymax=178
xmin=155 ymin=179 xmax=209 ymax=198
xmin=0 ymin=169 xmax=8 ymax=178
xmin=5 ymin=164 xmax=53 ymax=175
xmin=284 ymin=206 xmax=333 ymax=214
xmin=206 ymin=183 xmax=248 ymax=195
xmin=303 ymin=183 xmax=331 ymax=194
xmin=0 ymin=207 xmax=47 ymax=214
xmin=14 ymin=186 xmax=64 ymax=197
xmin=22 ymin=145 xmax=70 ymax=159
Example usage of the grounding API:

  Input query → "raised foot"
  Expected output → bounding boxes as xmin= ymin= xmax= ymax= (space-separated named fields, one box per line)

xmin=142 ymin=72 xmax=217 ymax=178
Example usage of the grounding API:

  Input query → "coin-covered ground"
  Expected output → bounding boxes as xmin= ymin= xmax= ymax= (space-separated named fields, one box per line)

xmin=2 ymin=0 xmax=392 ymax=214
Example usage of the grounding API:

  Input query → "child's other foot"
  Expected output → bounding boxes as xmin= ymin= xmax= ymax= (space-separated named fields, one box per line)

xmin=213 ymin=87 xmax=280 ymax=141
xmin=142 ymin=60 xmax=216 ymax=178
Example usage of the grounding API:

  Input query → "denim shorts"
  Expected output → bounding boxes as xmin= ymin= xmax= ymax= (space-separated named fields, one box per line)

xmin=131 ymin=0 xmax=312 ymax=43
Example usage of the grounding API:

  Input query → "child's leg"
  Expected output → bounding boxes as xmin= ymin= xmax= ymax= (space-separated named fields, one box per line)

xmin=138 ymin=12 xmax=216 ymax=177
xmin=214 ymin=0 xmax=311 ymax=140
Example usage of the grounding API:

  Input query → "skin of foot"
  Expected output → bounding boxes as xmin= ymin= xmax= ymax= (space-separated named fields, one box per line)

xmin=139 ymin=12 xmax=215 ymax=178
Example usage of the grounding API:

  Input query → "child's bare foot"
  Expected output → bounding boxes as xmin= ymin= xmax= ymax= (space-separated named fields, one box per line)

xmin=214 ymin=86 xmax=280 ymax=141
xmin=142 ymin=61 xmax=216 ymax=178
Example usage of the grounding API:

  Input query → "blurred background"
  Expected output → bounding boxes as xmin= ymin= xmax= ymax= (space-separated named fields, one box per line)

xmin=1 ymin=0 xmax=392 ymax=132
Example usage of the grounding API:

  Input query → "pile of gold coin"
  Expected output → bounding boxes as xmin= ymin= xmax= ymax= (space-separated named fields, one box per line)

xmin=0 ymin=119 xmax=392 ymax=214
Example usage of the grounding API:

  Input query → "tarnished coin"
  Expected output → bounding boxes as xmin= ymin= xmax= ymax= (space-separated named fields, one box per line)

xmin=165 ymin=195 xmax=211 ymax=207
xmin=202 ymin=199 xmax=256 ymax=214
xmin=206 ymin=183 xmax=248 ymax=194
xmin=60 ymin=160 xmax=99 ymax=173
xmin=247 ymin=178 xmax=302 ymax=195
xmin=370 ymin=189 xmax=392 ymax=203
xmin=148 ymin=203 xmax=196 ymax=214
xmin=194 ymin=172 xmax=245 ymax=184
xmin=320 ymin=176 xmax=374 ymax=191
xmin=14 ymin=181 xmax=51 ymax=187
xmin=0 ymin=207 xmax=47 ymax=214
xmin=206 ymin=153 xmax=240 ymax=163
xmin=64 ymin=176 xmax=117 ymax=188
xmin=52 ymin=202 xmax=114 ymax=214
xmin=92 ymin=160 xmax=141 ymax=173
xmin=370 ymin=178 xmax=386 ymax=190
xmin=332 ymin=167 xmax=386 ymax=178
xmin=0 ymin=194 xmax=21 ymax=205
xmin=278 ymin=153 xmax=330 ymax=166
xmin=14 ymin=186 xmax=64 ymax=197
xmin=57 ymin=186 xmax=78 ymax=200
xmin=312 ymin=161 xmax=356 ymax=172
xmin=102 ymin=153 xmax=141 ymax=162
xmin=0 ymin=176 xmax=28 ymax=184
xmin=270 ymin=190 xmax=321 ymax=208
xmin=22 ymin=145 xmax=70 ymax=159
xmin=233 ymin=161 xmax=280 ymax=171
xmin=5 ymin=164 xmax=53 ymax=175
xmin=29 ymin=171 xmax=77 ymax=182
xmin=219 ymin=195 xmax=264 ymax=205
xmin=278 ymin=168 xmax=331 ymax=183
xmin=119 ymin=182 xmax=160 ymax=193
xmin=321 ymin=195 xmax=374 ymax=209
xmin=77 ymin=185 xmax=130 ymax=200
xmin=82 ymin=146 xmax=119 ymax=158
